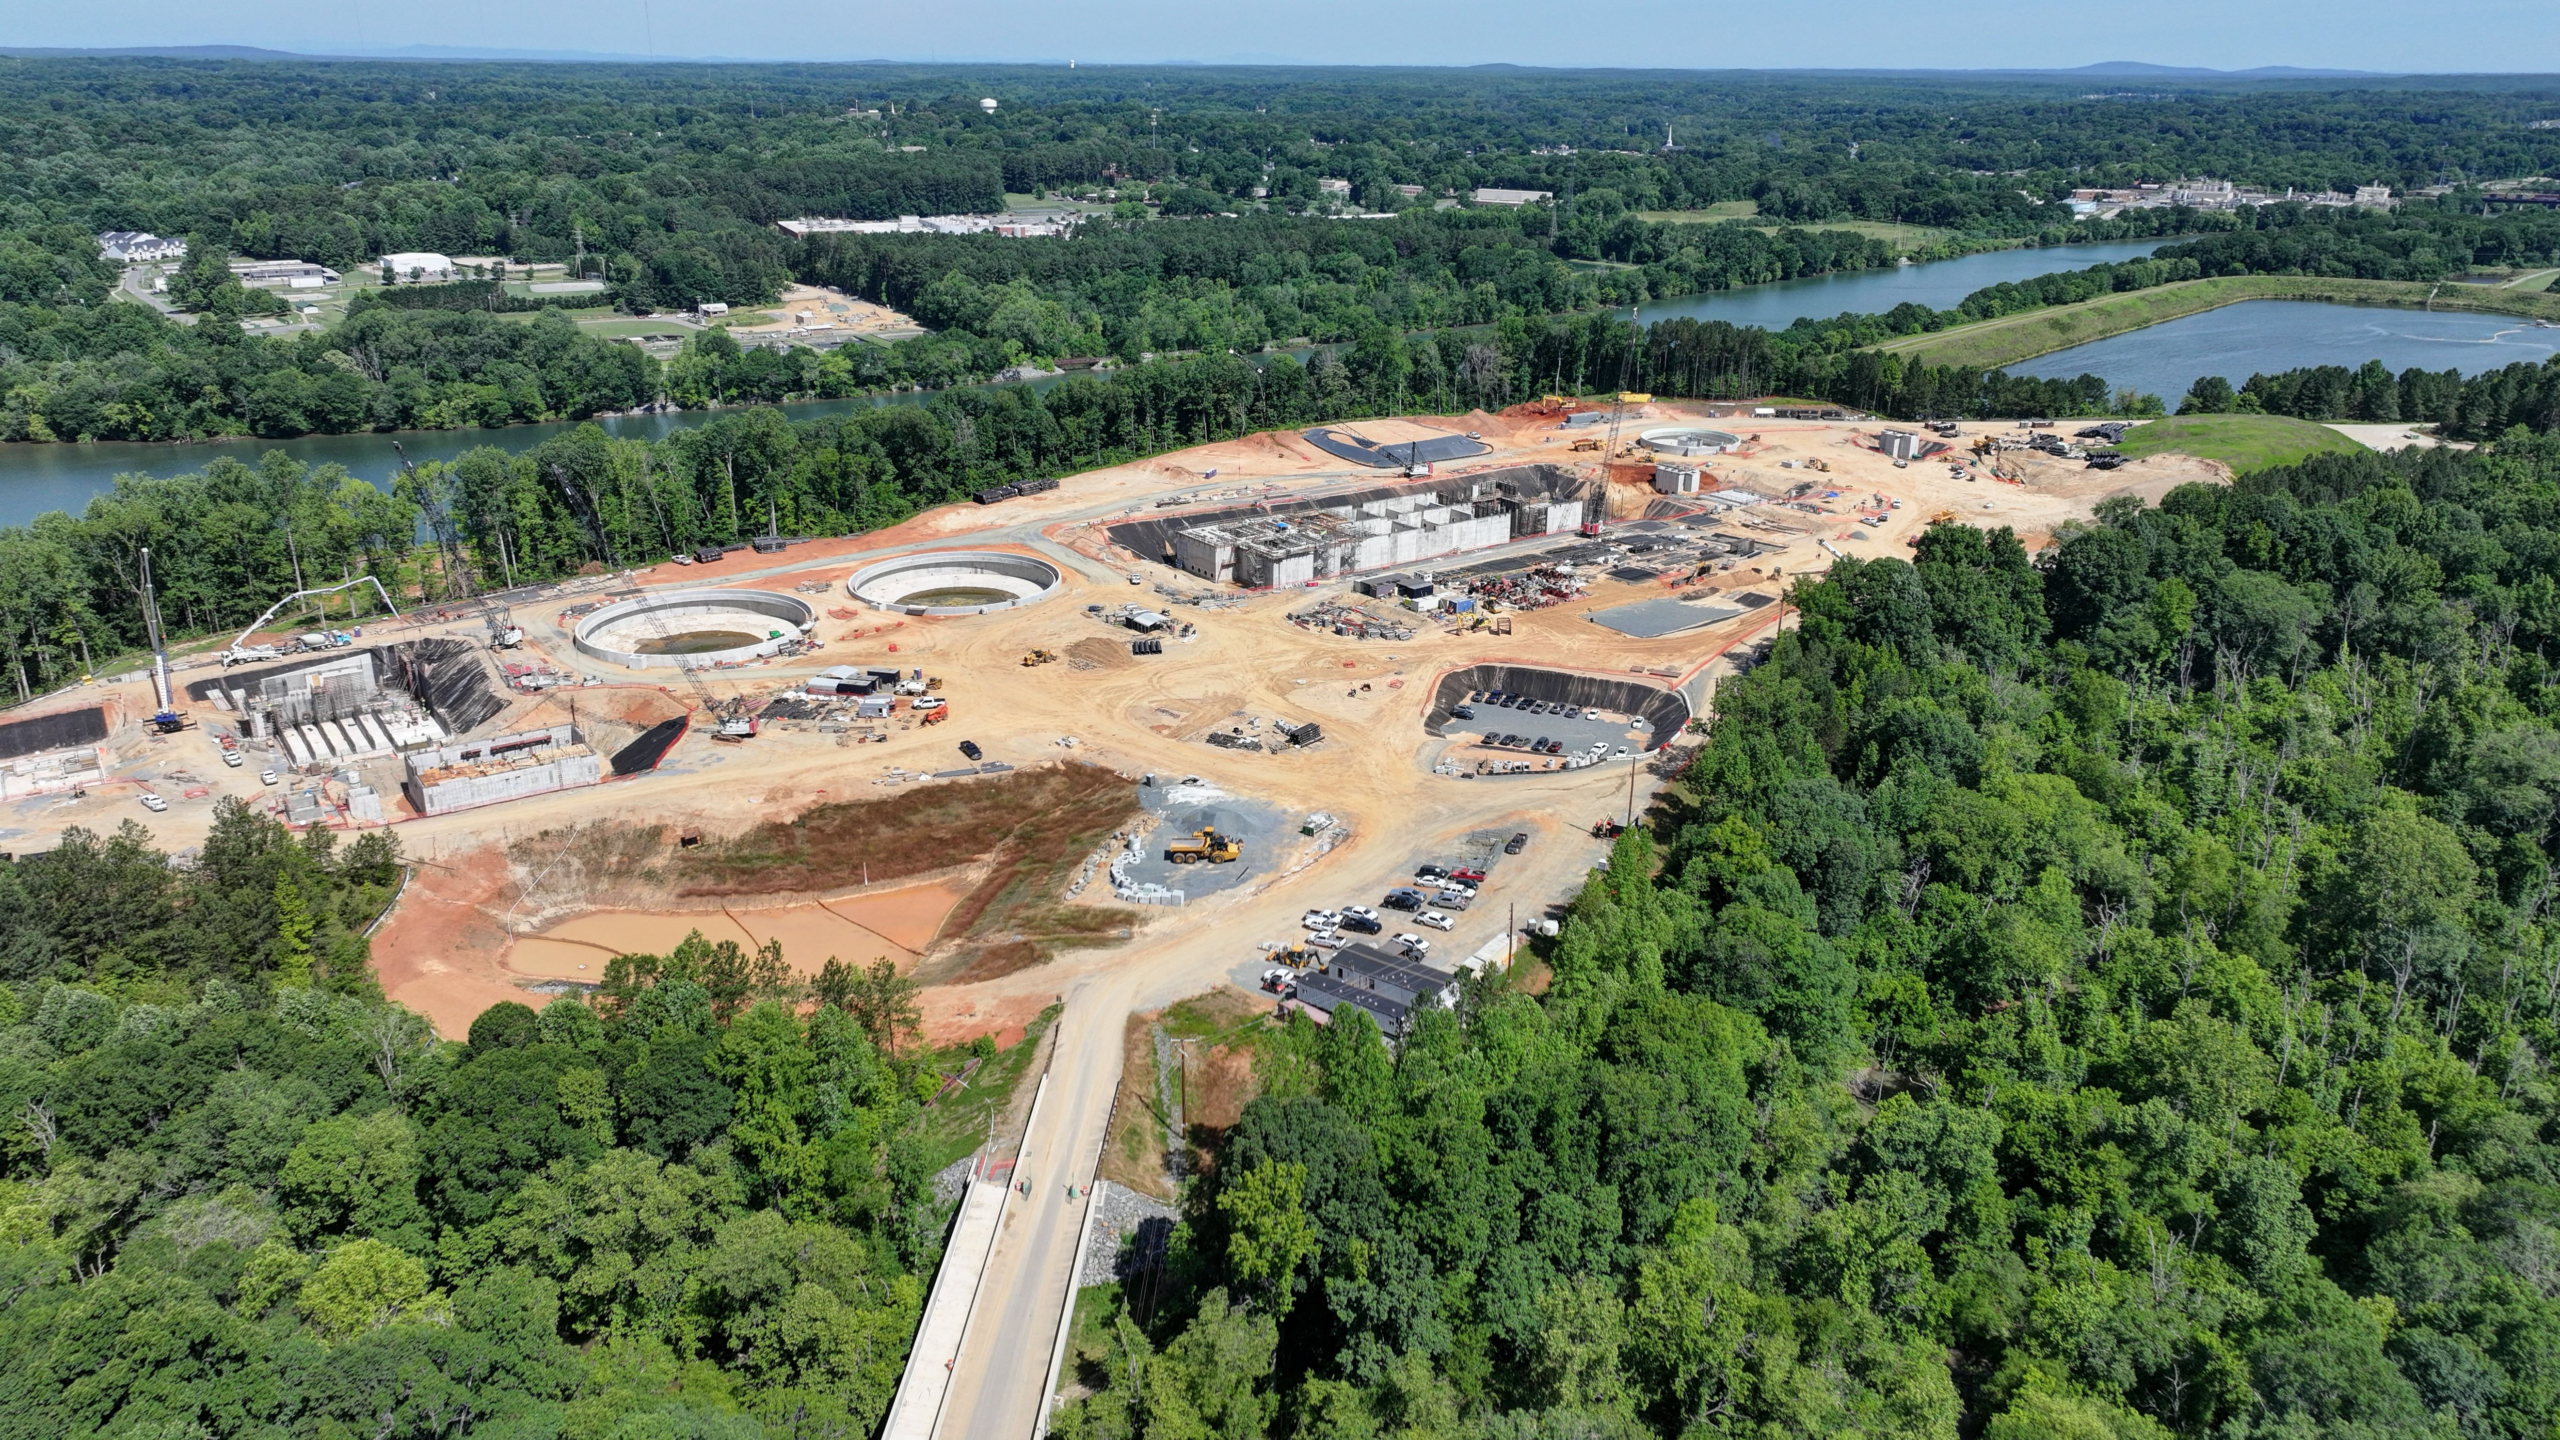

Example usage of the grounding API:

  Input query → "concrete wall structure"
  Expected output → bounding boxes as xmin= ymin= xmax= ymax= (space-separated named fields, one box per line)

xmin=573 ymin=589 xmax=817 ymax=671
xmin=845 ymin=551 xmax=1063 ymax=616
xmin=403 ymin=724 xmax=603 ymax=816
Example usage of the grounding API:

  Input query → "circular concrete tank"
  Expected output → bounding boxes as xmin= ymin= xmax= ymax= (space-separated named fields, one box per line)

xmin=573 ymin=588 xmax=817 ymax=670
xmin=1638 ymin=426 xmax=1745 ymax=458
xmin=847 ymin=550 xmax=1064 ymax=616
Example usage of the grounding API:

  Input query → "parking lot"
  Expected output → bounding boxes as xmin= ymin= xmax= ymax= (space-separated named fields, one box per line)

xmin=1441 ymin=692 xmax=1650 ymax=768
xmin=1227 ymin=827 xmax=1533 ymax=997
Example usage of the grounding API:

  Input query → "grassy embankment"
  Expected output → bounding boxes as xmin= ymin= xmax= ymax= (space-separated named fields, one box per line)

xmin=1638 ymin=199 xmax=1955 ymax=253
xmin=2116 ymin=414 xmax=2368 ymax=471
xmin=1873 ymin=275 xmax=2560 ymax=372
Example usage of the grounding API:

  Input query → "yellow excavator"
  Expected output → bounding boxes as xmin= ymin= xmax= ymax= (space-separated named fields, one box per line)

xmin=1166 ymin=828 xmax=1243 ymax=864
xmin=1022 ymin=648 xmax=1057 ymax=667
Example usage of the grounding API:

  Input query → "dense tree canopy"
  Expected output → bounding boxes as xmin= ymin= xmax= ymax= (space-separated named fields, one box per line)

xmin=1065 ymin=431 xmax=2560 ymax=1440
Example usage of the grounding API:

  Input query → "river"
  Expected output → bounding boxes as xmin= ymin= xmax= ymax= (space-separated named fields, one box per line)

xmin=0 ymin=238 xmax=2178 ymax=527
xmin=2008 ymin=300 xmax=2560 ymax=399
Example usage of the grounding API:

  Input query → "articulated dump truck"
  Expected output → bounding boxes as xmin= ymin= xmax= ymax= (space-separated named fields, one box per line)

xmin=1165 ymin=828 xmax=1243 ymax=864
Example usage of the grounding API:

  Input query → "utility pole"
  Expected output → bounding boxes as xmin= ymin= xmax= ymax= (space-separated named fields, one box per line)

xmin=1626 ymin=749 xmax=1639 ymax=830
xmin=1507 ymin=901 xmax=1516 ymax=972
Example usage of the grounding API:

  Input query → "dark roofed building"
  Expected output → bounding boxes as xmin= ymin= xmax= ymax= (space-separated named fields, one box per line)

xmin=1328 ymin=943 xmax=1460 ymax=1010
xmin=1286 ymin=970 xmax=1411 ymax=1038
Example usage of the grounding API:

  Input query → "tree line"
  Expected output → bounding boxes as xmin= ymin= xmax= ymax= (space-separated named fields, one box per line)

xmin=0 ymin=798 xmax=974 ymax=1437
xmin=1061 ymin=430 xmax=2560 ymax=1439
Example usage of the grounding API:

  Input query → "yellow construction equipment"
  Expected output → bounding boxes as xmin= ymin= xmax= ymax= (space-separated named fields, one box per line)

xmin=1021 ymin=649 xmax=1057 ymax=667
xmin=1165 ymin=828 xmax=1243 ymax=864
xmin=1569 ymin=438 xmax=1601 ymax=452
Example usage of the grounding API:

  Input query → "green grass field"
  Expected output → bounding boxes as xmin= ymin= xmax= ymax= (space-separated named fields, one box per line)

xmin=2115 ymin=414 xmax=2367 ymax=472
xmin=1636 ymin=201 xmax=1953 ymax=252
xmin=1873 ymin=275 xmax=2560 ymax=371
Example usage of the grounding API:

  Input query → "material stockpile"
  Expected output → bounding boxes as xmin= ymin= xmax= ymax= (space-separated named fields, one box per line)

xmin=1287 ymin=601 xmax=1415 ymax=641
xmin=1463 ymin=566 xmax=1583 ymax=611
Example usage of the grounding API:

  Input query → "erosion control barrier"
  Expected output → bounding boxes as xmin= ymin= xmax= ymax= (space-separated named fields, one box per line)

xmin=388 ymin=638 xmax=506 ymax=735
xmin=1425 ymin=664 xmax=1689 ymax=749
xmin=0 ymin=705 xmax=107 ymax=761
xmin=610 ymin=716 xmax=690 ymax=775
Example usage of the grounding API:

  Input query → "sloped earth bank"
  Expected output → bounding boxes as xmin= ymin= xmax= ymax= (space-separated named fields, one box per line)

xmin=373 ymin=764 xmax=1141 ymax=1036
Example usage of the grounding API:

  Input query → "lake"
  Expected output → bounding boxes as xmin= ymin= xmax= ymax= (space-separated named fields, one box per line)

xmin=1618 ymin=238 xmax=2176 ymax=330
xmin=2008 ymin=300 xmax=2560 ymax=399
xmin=0 ymin=238 xmax=2174 ymax=528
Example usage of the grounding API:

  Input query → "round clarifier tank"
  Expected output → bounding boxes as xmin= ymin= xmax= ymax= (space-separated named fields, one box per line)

xmin=572 ymin=588 xmax=817 ymax=670
xmin=1637 ymin=426 xmax=1745 ymax=458
xmin=847 ymin=550 xmax=1064 ymax=616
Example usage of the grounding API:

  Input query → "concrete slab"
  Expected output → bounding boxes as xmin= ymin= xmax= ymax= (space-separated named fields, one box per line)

xmin=1587 ymin=598 xmax=1743 ymax=638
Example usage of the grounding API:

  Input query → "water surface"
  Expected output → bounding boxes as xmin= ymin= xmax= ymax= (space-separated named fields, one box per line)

xmin=2008 ymin=300 xmax=2560 ymax=398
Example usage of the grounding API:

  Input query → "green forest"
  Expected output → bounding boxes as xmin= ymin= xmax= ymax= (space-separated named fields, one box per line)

xmin=0 ymin=801 xmax=965 ymax=1438
xmin=1053 ymin=431 xmax=2560 ymax=1440
xmin=5 ymin=57 xmax=2560 ymax=445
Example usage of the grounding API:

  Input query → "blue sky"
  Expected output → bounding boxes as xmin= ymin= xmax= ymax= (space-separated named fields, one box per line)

xmin=10 ymin=0 xmax=2559 ymax=72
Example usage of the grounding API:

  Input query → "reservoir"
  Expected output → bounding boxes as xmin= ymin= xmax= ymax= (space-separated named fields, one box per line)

xmin=2008 ymin=300 xmax=2560 ymax=398
xmin=0 ymin=239 xmax=2172 ymax=527
xmin=1620 ymin=238 xmax=2174 ymax=330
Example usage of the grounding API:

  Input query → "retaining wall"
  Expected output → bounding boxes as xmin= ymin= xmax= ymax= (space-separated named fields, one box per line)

xmin=1424 ymin=664 xmax=1690 ymax=749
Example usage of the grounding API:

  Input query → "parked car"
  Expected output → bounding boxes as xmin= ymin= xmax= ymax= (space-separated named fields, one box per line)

xmin=1306 ymin=931 xmax=1346 ymax=950
xmin=1343 ymin=905 xmax=1380 ymax=922
xmin=222 ymin=750 xmax=243 ymax=768
xmin=1416 ymin=864 xmax=1450 ymax=883
xmin=1451 ymin=705 xmax=1475 ymax=720
xmin=958 ymin=740 xmax=984 ymax=761
xmin=1532 ymin=737 xmax=1551 ymax=753
xmin=1392 ymin=932 xmax=1429 ymax=950
xmin=1339 ymin=914 xmax=1383 ymax=934
xmin=1302 ymin=909 xmax=1341 ymax=930
xmin=259 ymin=769 xmax=278 ymax=785
xmin=1505 ymin=832 xmax=1529 ymax=854
xmin=139 ymin=793 xmax=168 ymax=812
xmin=1583 ymin=708 xmax=1601 ymax=721
xmin=1434 ymin=890 xmax=1473 ymax=911
xmin=1418 ymin=911 xmax=1454 ymax=931
xmin=1451 ymin=867 xmax=1487 ymax=883
xmin=1381 ymin=889 xmax=1425 ymax=912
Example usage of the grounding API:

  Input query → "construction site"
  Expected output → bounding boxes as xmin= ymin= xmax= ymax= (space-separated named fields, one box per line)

xmin=0 ymin=397 xmax=2241 ymax=1440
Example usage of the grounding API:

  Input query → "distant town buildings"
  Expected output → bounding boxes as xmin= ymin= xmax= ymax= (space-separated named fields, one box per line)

xmin=1471 ymin=187 xmax=1554 ymax=207
xmin=379 ymin=252 xmax=457 ymax=284
xmin=97 ymin=231 xmax=186 ymax=263
xmin=2066 ymin=178 xmax=2396 ymax=219
xmin=1318 ymin=177 xmax=1353 ymax=197
xmin=776 ymin=213 xmax=1078 ymax=238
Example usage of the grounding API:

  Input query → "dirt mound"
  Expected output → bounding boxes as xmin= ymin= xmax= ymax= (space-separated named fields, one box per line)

xmin=1067 ymin=636 xmax=1135 ymax=671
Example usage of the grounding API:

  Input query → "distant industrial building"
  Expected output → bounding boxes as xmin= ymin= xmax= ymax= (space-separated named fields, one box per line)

xmin=777 ymin=214 xmax=1077 ymax=238
xmin=403 ymin=724 xmax=601 ymax=816
xmin=1472 ymin=187 xmax=1554 ymax=207
xmin=97 ymin=231 xmax=186 ymax=263
xmin=379 ymin=252 xmax=457 ymax=284
xmin=1171 ymin=473 xmax=1585 ymax=589
xmin=235 ymin=259 xmax=340 ymax=289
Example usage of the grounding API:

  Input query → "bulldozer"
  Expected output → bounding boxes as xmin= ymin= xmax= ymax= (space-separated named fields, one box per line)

xmin=1165 ymin=828 xmax=1243 ymax=865
xmin=1022 ymin=649 xmax=1057 ymax=667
